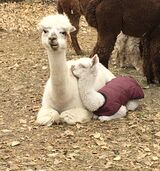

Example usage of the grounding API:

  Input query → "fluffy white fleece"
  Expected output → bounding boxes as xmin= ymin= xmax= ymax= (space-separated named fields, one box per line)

xmin=111 ymin=31 xmax=143 ymax=73
xmin=72 ymin=55 xmax=115 ymax=110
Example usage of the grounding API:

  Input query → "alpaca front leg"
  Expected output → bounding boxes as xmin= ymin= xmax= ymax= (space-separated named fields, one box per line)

xmin=60 ymin=108 xmax=93 ymax=125
xmin=82 ymin=92 xmax=105 ymax=112
xmin=36 ymin=107 xmax=60 ymax=126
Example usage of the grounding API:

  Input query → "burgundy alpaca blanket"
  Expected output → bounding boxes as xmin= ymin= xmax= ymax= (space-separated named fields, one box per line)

xmin=94 ymin=76 xmax=144 ymax=116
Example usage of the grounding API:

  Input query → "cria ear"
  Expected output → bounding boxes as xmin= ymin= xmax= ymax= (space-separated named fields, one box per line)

xmin=91 ymin=54 xmax=99 ymax=67
xmin=69 ymin=26 xmax=76 ymax=33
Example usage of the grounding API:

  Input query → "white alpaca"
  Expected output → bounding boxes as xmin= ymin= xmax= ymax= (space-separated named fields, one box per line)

xmin=72 ymin=56 xmax=116 ymax=89
xmin=36 ymin=14 xmax=93 ymax=125
xmin=72 ymin=55 xmax=140 ymax=121
xmin=111 ymin=31 xmax=143 ymax=73
xmin=35 ymin=14 xmax=114 ymax=126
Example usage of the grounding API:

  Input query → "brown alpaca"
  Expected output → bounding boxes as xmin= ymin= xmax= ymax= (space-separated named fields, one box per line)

xmin=57 ymin=0 xmax=91 ymax=55
xmin=86 ymin=0 xmax=160 ymax=84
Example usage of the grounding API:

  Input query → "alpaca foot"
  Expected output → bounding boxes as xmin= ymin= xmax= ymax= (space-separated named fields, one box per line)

xmin=60 ymin=108 xmax=93 ymax=125
xmin=93 ymin=114 xmax=99 ymax=119
xmin=36 ymin=107 xmax=60 ymax=126
xmin=126 ymin=100 xmax=139 ymax=111
xmin=98 ymin=116 xmax=115 ymax=122
xmin=98 ymin=105 xmax=127 ymax=122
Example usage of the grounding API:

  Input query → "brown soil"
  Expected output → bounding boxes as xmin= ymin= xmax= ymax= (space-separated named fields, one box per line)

xmin=0 ymin=2 xmax=160 ymax=171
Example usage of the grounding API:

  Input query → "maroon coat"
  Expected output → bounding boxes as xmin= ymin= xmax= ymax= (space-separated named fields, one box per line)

xmin=94 ymin=76 xmax=144 ymax=116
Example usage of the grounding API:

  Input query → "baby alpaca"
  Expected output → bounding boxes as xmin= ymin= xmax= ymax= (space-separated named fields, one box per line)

xmin=72 ymin=55 xmax=144 ymax=121
xmin=72 ymin=55 xmax=116 ymax=90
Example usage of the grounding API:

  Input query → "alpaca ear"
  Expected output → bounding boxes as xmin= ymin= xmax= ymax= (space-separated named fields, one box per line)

xmin=37 ymin=23 xmax=43 ymax=33
xmin=70 ymin=65 xmax=75 ymax=72
xmin=91 ymin=54 xmax=99 ymax=67
xmin=69 ymin=26 xmax=76 ymax=33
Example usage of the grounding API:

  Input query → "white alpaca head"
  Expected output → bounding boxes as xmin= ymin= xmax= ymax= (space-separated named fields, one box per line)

xmin=71 ymin=54 xmax=99 ymax=78
xmin=37 ymin=14 xmax=76 ymax=51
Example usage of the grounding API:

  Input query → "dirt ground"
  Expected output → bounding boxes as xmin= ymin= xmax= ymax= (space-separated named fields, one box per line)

xmin=0 ymin=2 xmax=160 ymax=171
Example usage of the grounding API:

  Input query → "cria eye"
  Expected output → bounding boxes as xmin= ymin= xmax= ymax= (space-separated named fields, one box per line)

xmin=61 ymin=31 xmax=67 ymax=36
xmin=43 ymin=29 xmax=48 ymax=33
xmin=79 ymin=64 xmax=86 ymax=68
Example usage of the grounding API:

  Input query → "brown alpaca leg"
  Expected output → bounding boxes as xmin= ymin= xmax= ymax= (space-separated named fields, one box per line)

xmin=68 ymin=14 xmax=83 ymax=55
xmin=144 ymin=60 xmax=155 ymax=84
xmin=152 ymin=53 xmax=160 ymax=84
xmin=91 ymin=33 xmax=117 ymax=68
xmin=142 ymin=37 xmax=155 ymax=84
xmin=70 ymin=29 xmax=83 ymax=55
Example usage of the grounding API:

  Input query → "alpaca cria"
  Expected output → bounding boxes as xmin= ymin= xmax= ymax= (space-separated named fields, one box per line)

xmin=71 ymin=55 xmax=144 ymax=121
xmin=85 ymin=0 xmax=160 ymax=84
xmin=36 ymin=14 xmax=93 ymax=125
xmin=57 ymin=0 xmax=90 ymax=55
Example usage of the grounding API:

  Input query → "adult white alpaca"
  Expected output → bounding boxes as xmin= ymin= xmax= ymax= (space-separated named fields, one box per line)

xmin=36 ymin=14 xmax=114 ymax=125
xmin=72 ymin=55 xmax=144 ymax=121
xmin=36 ymin=14 xmax=94 ymax=125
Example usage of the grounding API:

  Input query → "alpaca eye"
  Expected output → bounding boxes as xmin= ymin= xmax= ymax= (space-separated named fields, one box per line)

xmin=79 ymin=64 xmax=86 ymax=68
xmin=60 ymin=31 xmax=67 ymax=36
xmin=43 ymin=29 xmax=48 ymax=33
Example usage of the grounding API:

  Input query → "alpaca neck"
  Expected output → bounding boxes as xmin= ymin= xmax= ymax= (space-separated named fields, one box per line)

xmin=78 ymin=78 xmax=95 ymax=95
xmin=47 ymin=49 xmax=70 ymax=97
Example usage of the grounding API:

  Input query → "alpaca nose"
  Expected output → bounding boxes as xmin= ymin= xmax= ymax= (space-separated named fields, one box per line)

xmin=49 ymin=34 xmax=57 ymax=41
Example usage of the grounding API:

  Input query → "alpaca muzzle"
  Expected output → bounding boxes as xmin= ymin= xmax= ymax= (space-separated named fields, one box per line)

xmin=49 ymin=37 xmax=58 ymax=48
